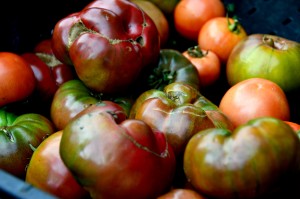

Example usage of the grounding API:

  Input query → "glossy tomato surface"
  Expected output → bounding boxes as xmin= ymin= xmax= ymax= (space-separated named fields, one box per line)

xmin=182 ymin=46 xmax=221 ymax=87
xmin=26 ymin=131 xmax=89 ymax=199
xmin=0 ymin=52 xmax=36 ymax=107
xmin=174 ymin=0 xmax=225 ymax=41
xmin=219 ymin=78 xmax=290 ymax=128
xmin=226 ymin=34 xmax=300 ymax=92
xmin=0 ymin=108 xmax=55 ymax=178
xmin=52 ymin=0 xmax=160 ymax=94
xmin=198 ymin=17 xmax=247 ymax=63
xmin=60 ymin=103 xmax=176 ymax=199
xmin=184 ymin=117 xmax=300 ymax=199
xmin=50 ymin=79 xmax=130 ymax=130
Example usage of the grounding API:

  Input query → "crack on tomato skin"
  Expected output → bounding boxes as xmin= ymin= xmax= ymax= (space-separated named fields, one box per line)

xmin=35 ymin=53 xmax=62 ymax=67
xmin=68 ymin=3 xmax=149 ymax=48
xmin=118 ymin=127 xmax=170 ymax=158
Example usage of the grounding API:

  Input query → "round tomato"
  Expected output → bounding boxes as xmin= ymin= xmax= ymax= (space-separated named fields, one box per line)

xmin=219 ymin=78 xmax=290 ymax=128
xmin=0 ymin=108 xmax=55 ymax=178
xmin=182 ymin=46 xmax=221 ymax=87
xmin=0 ymin=52 xmax=36 ymax=107
xmin=52 ymin=0 xmax=160 ymax=94
xmin=26 ymin=131 xmax=89 ymax=199
xmin=50 ymin=79 xmax=131 ymax=130
xmin=174 ymin=0 xmax=225 ymax=41
xmin=226 ymin=34 xmax=300 ymax=92
xmin=60 ymin=103 xmax=176 ymax=199
xmin=184 ymin=117 xmax=300 ymax=199
xmin=131 ymin=0 xmax=169 ymax=47
xmin=198 ymin=17 xmax=247 ymax=63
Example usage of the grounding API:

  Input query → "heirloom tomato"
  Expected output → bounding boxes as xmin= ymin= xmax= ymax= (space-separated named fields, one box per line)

xmin=130 ymin=82 xmax=233 ymax=156
xmin=198 ymin=16 xmax=247 ymax=63
xmin=0 ymin=52 xmax=36 ymax=107
xmin=184 ymin=117 xmax=300 ymax=199
xmin=60 ymin=103 xmax=176 ymax=199
xmin=182 ymin=46 xmax=221 ymax=87
xmin=174 ymin=0 xmax=225 ymax=41
xmin=226 ymin=34 xmax=300 ymax=92
xmin=25 ymin=131 xmax=89 ymax=199
xmin=50 ymin=79 xmax=130 ymax=130
xmin=22 ymin=39 xmax=76 ymax=103
xmin=51 ymin=0 xmax=160 ymax=94
xmin=219 ymin=78 xmax=290 ymax=128
xmin=145 ymin=49 xmax=200 ymax=91
xmin=0 ymin=108 xmax=55 ymax=178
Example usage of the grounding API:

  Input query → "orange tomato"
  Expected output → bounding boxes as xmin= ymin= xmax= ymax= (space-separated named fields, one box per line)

xmin=25 ymin=131 xmax=89 ymax=199
xmin=198 ymin=17 xmax=247 ymax=63
xmin=0 ymin=52 xmax=36 ymax=107
xmin=219 ymin=78 xmax=290 ymax=128
xmin=182 ymin=46 xmax=221 ymax=87
xmin=174 ymin=0 xmax=225 ymax=41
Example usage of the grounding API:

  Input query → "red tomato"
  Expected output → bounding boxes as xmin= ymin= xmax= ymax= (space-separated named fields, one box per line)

xmin=22 ymin=39 xmax=76 ymax=103
xmin=0 ymin=52 xmax=36 ymax=107
xmin=219 ymin=78 xmax=290 ymax=128
xmin=198 ymin=17 xmax=247 ymax=63
xmin=174 ymin=0 xmax=225 ymax=41
xmin=182 ymin=46 xmax=221 ymax=87
xmin=25 ymin=131 xmax=89 ymax=199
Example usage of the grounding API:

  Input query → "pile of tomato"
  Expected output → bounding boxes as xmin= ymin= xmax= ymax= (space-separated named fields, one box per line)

xmin=1 ymin=0 xmax=300 ymax=199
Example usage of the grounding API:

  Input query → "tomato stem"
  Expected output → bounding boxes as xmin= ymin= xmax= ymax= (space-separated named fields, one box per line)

xmin=227 ymin=15 xmax=240 ymax=34
xmin=187 ymin=46 xmax=208 ymax=58
xmin=262 ymin=35 xmax=287 ymax=50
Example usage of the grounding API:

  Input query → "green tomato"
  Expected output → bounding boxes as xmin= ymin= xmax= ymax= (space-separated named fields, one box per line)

xmin=226 ymin=34 xmax=300 ymax=92
xmin=0 ymin=108 xmax=55 ymax=178
xmin=184 ymin=117 xmax=300 ymax=199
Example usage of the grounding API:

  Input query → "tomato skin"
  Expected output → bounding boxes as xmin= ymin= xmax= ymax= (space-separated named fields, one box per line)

xmin=25 ymin=131 xmax=89 ymax=199
xmin=285 ymin=121 xmax=300 ymax=132
xmin=226 ymin=34 xmax=300 ymax=92
xmin=219 ymin=78 xmax=290 ymax=128
xmin=130 ymin=82 xmax=234 ymax=155
xmin=52 ymin=0 xmax=160 ymax=94
xmin=131 ymin=0 xmax=169 ymax=47
xmin=60 ymin=103 xmax=176 ymax=199
xmin=145 ymin=49 xmax=200 ymax=91
xmin=174 ymin=0 xmax=225 ymax=41
xmin=145 ymin=0 xmax=179 ymax=15
xmin=157 ymin=188 xmax=207 ymax=199
xmin=33 ymin=39 xmax=76 ymax=87
xmin=184 ymin=117 xmax=300 ymax=199
xmin=0 ymin=52 xmax=36 ymax=107
xmin=0 ymin=108 xmax=55 ymax=178
xmin=182 ymin=46 xmax=221 ymax=87
xmin=50 ymin=79 xmax=130 ymax=130
xmin=198 ymin=17 xmax=247 ymax=63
